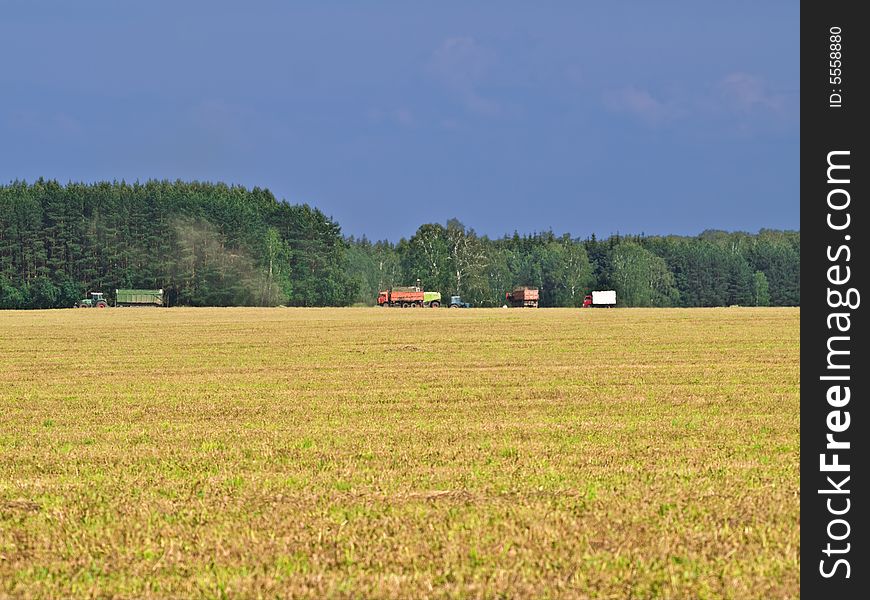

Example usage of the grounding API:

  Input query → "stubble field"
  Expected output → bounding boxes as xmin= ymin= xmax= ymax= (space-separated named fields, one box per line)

xmin=0 ymin=307 xmax=799 ymax=598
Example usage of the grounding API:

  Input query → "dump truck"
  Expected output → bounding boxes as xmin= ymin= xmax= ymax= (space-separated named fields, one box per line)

xmin=582 ymin=290 xmax=617 ymax=307
xmin=448 ymin=295 xmax=471 ymax=308
xmin=76 ymin=292 xmax=108 ymax=308
xmin=378 ymin=284 xmax=441 ymax=307
xmin=505 ymin=286 xmax=539 ymax=308
xmin=116 ymin=288 xmax=164 ymax=307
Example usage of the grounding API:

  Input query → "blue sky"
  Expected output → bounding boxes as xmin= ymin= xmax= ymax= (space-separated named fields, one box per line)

xmin=1 ymin=1 xmax=799 ymax=241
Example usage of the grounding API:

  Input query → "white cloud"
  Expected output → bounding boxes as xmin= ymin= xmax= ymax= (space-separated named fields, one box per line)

xmin=602 ymin=87 xmax=675 ymax=125
xmin=430 ymin=36 xmax=492 ymax=89
xmin=429 ymin=36 xmax=501 ymax=117
xmin=718 ymin=72 xmax=785 ymax=113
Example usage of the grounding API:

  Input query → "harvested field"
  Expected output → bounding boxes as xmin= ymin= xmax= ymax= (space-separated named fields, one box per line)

xmin=0 ymin=307 xmax=799 ymax=598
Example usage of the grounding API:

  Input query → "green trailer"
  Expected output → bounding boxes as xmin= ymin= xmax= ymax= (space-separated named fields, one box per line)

xmin=115 ymin=288 xmax=164 ymax=307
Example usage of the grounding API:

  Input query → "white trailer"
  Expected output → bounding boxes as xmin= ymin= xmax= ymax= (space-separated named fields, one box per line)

xmin=583 ymin=290 xmax=617 ymax=307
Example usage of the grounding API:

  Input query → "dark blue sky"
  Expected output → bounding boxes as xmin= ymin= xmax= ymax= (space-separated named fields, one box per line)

xmin=1 ymin=1 xmax=799 ymax=241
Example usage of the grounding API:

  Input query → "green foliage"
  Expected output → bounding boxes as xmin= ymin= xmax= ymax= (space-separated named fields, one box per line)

xmin=260 ymin=227 xmax=293 ymax=306
xmin=347 ymin=227 xmax=799 ymax=308
xmin=0 ymin=180 xmax=353 ymax=308
xmin=344 ymin=238 xmax=401 ymax=305
xmin=399 ymin=223 xmax=452 ymax=296
xmin=0 ymin=276 xmax=25 ymax=309
xmin=754 ymin=271 xmax=770 ymax=307
xmin=24 ymin=277 xmax=60 ymax=309
xmin=608 ymin=242 xmax=679 ymax=307
xmin=748 ymin=231 xmax=800 ymax=306
xmin=0 ymin=180 xmax=799 ymax=309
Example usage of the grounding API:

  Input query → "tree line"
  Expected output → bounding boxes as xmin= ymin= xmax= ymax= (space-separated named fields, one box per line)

xmin=1 ymin=180 xmax=798 ymax=309
xmin=346 ymin=219 xmax=798 ymax=308
xmin=0 ymin=180 xmax=354 ymax=308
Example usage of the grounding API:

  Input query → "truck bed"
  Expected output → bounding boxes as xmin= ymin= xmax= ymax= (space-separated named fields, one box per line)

xmin=389 ymin=290 xmax=424 ymax=302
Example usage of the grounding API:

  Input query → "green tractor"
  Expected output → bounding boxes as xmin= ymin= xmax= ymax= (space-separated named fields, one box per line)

xmin=76 ymin=291 xmax=108 ymax=308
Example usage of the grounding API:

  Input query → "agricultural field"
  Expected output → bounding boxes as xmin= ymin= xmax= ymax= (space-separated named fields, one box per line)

xmin=0 ymin=307 xmax=799 ymax=598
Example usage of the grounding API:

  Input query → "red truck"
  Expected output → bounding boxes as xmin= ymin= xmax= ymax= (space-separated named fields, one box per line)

xmin=505 ymin=286 xmax=539 ymax=308
xmin=377 ymin=286 xmax=441 ymax=308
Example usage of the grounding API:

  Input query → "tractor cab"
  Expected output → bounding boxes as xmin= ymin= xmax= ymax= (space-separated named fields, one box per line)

xmin=449 ymin=295 xmax=471 ymax=308
xmin=582 ymin=294 xmax=593 ymax=307
xmin=77 ymin=292 xmax=108 ymax=308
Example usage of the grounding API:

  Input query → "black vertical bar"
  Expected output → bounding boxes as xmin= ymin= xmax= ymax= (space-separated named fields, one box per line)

xmin=802 ymin=2 xmax=867 ymax=596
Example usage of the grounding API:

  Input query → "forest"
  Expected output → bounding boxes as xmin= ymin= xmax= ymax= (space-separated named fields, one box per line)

xmin=0 ymin=180 xmax=799 ymax=309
